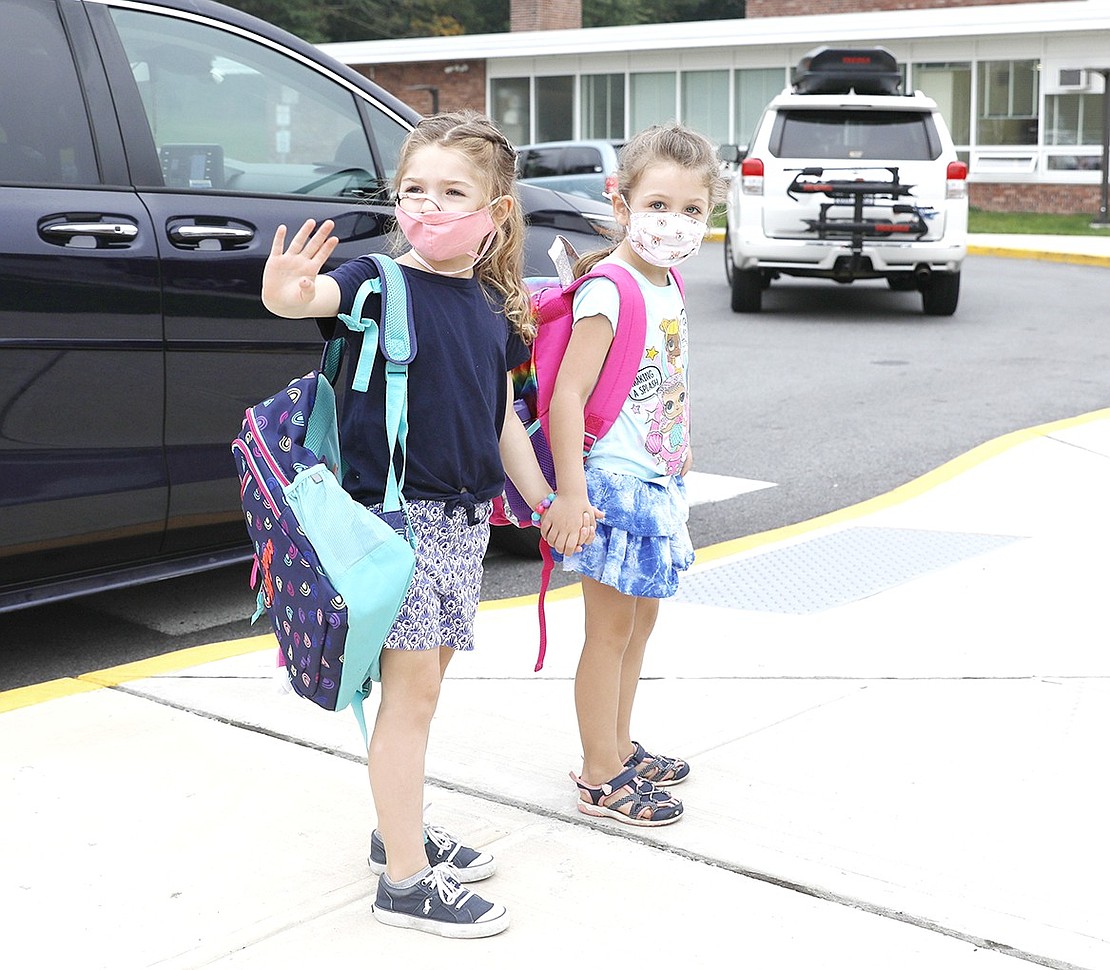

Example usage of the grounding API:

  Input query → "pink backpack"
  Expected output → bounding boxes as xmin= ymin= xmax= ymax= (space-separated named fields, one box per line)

xmin=497 ymin=253 xmax=684 ymax=670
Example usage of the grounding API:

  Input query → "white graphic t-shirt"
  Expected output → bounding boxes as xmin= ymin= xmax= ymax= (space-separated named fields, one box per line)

xmin=571 ymin=256 xmax=689 ymax=483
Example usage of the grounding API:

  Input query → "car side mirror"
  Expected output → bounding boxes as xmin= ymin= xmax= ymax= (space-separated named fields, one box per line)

xmin=718 ymin=144 xmax=745 ymax=166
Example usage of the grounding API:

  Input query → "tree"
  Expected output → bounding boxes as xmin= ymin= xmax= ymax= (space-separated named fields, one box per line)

xmin=652 ymin=0 xmax=745 ymax=22
xmin=219 ymin=0 xmax=743 ymax=42
xmin=583 ymin=0 xmax=650 ymax=28
xmin=219 ymin=0 xmax=330 ymax=42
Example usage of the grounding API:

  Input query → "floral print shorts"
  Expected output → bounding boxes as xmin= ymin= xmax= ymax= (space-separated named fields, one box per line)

xmin=375 ymin=499 xmax=491 ymax=652
xmin=561 ymin=466 xmax=693 ymax=599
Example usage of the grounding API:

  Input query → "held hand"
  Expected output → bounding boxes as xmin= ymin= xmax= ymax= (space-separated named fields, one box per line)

xmin=539 ymin=496 xmax=604 ymax=556
xmin=262 ymin=219 xmax=339 ymax=316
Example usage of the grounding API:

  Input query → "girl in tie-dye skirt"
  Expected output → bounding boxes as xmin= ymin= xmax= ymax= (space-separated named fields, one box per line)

xmin=541 ymin=123 xmax=728 ymax=828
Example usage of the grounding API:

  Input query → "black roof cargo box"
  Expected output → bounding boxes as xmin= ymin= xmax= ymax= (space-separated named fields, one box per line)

xmin=792 ymin=47 xmax=902 ymax=96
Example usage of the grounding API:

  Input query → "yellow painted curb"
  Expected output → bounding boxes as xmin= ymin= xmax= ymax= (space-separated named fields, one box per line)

xmin=480 ymin=581 xmax=582 ymax=611
xmin=3 ymin=407 xmax=1108 ymax=712
xmin=0 ymin=678 xmax=102 ymax=714
xmin=78 ymin=634 xmax=274 ymax=689
xmin=0 ymin=634 xmax=272 ymax=714
xmin=967 ymin=245 xmax=1110 ymax=269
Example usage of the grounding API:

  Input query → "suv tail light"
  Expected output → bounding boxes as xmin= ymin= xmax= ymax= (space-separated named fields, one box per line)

xmin=741 ymin=157 xmax=764 ymax=196
xmin=603 ymin=172 xmax=618 ymax=199
xmin=946 ymin=160 xmax=968 ymax=199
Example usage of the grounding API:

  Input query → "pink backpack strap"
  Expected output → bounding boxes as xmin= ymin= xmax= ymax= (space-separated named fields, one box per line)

xmin=565 ymin=264 xmax=645 ymax=454
xmin=569 ymin=264 xmax=685 ymax=454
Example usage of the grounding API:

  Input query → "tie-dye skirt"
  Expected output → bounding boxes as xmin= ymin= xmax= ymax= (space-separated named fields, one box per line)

xmin=561 ymin=466 xmax=694 ymax=598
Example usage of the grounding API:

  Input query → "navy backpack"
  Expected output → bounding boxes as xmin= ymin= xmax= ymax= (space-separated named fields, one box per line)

xmin=231 ymin=254 xmax=416 ymax=734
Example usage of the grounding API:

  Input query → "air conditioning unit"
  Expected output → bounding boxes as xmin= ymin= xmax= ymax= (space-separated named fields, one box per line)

xmin=1042 ymin=63 xmax=1102 ymax=95
xmin=1056 ymin=68 xmax=1090 ymax=91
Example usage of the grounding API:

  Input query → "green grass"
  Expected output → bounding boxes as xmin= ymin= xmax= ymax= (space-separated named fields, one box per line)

xmin=968 ymin=208 xmax=1110 ymax=235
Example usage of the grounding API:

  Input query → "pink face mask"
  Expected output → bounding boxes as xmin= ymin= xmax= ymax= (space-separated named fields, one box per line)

xmin=393 ymin=200 xmax=499 ymax=268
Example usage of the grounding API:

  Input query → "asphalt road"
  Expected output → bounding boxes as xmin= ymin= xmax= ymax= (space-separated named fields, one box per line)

xmin=5 ymin=244 xmax=1109 ymax=688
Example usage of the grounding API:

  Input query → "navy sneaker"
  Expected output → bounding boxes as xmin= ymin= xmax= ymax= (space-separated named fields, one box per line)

xmin=372 ymin=864 xmax=510 ymax=938
xmin=367 ymin=824 xmax=496 ymax=882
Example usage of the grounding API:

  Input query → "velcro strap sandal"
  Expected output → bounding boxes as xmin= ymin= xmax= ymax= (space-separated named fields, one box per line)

xmin=570 ymin=766 xmax=683 ymax=827
xmin=624 ymin=741 xmax=690 ymax=786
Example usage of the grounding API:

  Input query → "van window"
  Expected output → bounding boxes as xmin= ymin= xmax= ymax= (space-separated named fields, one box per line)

xmin=519 ymin=147 xmax=561 ymax=179
xmin=109 ymin=7 xmax=384 ymax=198
xmin=0 ymin=0 xmax=98 ymax=185
xmin=562 ymin=146 xmax=604 ymax=175
xmin=771 ymin=110 xmax=940 ymax=161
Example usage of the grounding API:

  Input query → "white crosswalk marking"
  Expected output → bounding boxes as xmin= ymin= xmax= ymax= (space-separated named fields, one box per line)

xmin=683 ymin=470 xmax=776 ymax=507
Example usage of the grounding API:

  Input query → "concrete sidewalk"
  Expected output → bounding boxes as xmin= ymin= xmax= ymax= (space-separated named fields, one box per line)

xmin=4 ymin=238 xmax=1109 ymax=969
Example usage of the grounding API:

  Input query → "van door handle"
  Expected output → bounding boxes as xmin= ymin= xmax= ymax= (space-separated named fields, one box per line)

xmin=166 ymin=219 xmax=255 ymax=250
xmin=169 ymin=225 xmax=254 ymax=243
xmin=39 ymin=219 xmax=139 ymax=245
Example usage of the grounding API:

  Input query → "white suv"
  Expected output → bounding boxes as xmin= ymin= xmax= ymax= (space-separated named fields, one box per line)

xmin=723 ymin=47 xmax=968 ymax=315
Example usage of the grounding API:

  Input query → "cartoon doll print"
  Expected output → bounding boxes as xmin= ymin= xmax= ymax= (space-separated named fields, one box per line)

xmin=660 ymin=316 xmax=683 ymax=370
xmin=644 ymin=372 xmax=688 ymax=475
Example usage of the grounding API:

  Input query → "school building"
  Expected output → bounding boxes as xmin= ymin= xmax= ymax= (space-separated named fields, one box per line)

xmin=320 ymin=0 xmax=1110 ymax=214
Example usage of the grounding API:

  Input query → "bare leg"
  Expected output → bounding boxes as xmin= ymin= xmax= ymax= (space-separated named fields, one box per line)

xmin=368 ymin=647 xmax=443 ymax=882
xmin=616 ymin=595 xmax=659 ymax=763
xmin=574 ymin=576 xmax=637 ymax=785
xmin=438 ymin=644 xmax=454 ymax=681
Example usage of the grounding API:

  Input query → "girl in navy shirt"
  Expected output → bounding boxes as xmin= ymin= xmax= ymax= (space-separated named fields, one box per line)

xmin=262 ymin=112 xmax=594 ymax=939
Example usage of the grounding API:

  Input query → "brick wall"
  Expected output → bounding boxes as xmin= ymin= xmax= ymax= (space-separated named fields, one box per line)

xmin=510 ymin=0 xmax=582 ymax=31
xmin=353 ymin=61 xmax=487 ymax=116
xmin=970 ymin=181 xmax=1102 ymax=214
xmin=748 ymin=0 xmax=1067 ymax=14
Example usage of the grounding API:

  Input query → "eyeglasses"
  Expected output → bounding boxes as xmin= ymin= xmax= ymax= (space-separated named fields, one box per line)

xmin=395 ymin=191 xmax=444 ymax=213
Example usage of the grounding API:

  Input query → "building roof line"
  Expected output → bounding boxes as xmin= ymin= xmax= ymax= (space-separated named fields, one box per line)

xmin=319 ymin=2 xmax=1110 ymax=65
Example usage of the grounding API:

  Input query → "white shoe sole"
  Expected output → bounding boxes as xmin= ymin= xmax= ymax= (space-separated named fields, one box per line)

xmin=576 ymin=800 xmax=683 ymax=826
xmin=372 ymin=903 xmax=510 ymax=938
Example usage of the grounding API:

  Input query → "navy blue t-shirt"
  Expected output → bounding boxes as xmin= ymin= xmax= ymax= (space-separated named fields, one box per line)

xmin=320 ymin=257 xmax=529 ymax=509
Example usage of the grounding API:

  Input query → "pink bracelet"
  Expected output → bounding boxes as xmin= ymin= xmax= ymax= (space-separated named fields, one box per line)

xmin=531 ymin=492 xmax=556 ymax=525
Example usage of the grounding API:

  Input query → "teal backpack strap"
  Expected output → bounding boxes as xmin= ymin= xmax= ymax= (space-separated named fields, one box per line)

xmin=353 ymin=689 xmax=370 ymax=748
xmin=361 ymin=254 xmax=417 ymax=515
xmin=332 ymin=254 xmax=419 ymax=744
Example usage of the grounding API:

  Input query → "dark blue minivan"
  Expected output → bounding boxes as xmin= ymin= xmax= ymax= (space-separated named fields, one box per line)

xmin=0 ymin=0 xmax=605 ymax=609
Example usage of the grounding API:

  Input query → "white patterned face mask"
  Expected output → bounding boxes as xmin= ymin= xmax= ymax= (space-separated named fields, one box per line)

xmin=623 ymin=199 xmax=708 ymax=267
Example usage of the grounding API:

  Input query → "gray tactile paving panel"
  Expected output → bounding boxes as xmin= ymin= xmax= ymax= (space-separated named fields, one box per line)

xmin=676 ymin=526 xmax=1022 ymax=614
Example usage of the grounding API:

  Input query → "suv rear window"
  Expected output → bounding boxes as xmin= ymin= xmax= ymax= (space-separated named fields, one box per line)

xmin=770 ymin=110 xmax=941 ymax=161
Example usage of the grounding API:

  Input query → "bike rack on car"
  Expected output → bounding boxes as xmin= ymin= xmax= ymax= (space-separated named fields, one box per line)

xmin=787 ymin=166 xmax=932 ymax=277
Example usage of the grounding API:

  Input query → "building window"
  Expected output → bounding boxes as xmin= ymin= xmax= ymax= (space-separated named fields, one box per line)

xmin=1046 ymin=153 xmax=1104 ymax=171
xmin=977 ymin=60 xmax=1038 ymax=145
xmin=581 ymin=73 xmax=625 ymax=140
xmin=1045 ymin=92 xmax=1105 ymax=146
xmin=733 ymin=68 xmax=784 ymax=149
xmin=681 ymin=70 xmax=728 ymax=145
xmin=631 ymin=72 xmax=677 ymax=132
xmin=536 ymin=75 xmax=574 ymax=142
xmin=492 ymin=77 xmax=530 ymax=145
xmin=914 ymin=63 xmax=971 ymax=146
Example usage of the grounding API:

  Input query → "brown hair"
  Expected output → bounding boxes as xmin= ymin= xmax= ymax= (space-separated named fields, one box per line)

xmin=393 ymin=111 xmax=534 ymax=341
xmin=576 ymin=122 xmax=728 ymax=276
